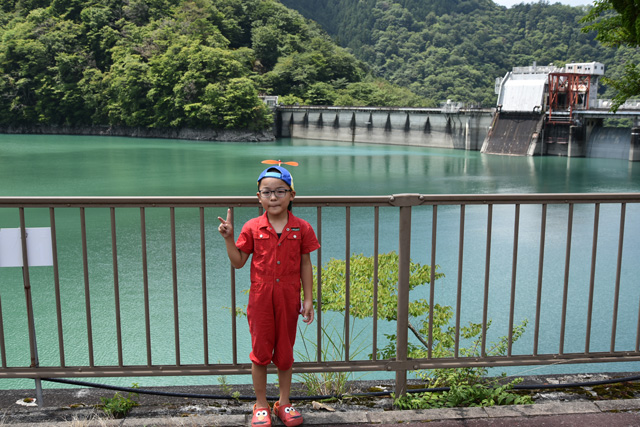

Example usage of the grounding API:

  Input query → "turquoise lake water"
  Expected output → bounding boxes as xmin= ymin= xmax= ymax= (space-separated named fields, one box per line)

xmin=1 ymin=134 xmax=639 ymax=390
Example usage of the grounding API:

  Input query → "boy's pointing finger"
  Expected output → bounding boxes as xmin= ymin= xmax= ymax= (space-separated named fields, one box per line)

xmin=218 ymin=209 xmax=232 ymax=225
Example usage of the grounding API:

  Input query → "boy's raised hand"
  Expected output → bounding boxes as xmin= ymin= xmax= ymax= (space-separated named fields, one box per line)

xmin=217 ymin=209 xmax=234 ymax=239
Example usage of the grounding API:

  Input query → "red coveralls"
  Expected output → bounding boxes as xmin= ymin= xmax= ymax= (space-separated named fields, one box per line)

xmin=236 ymin=211 xmax=320 ymax=370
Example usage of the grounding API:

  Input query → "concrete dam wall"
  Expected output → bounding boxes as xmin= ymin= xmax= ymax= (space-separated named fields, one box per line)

xmin=274 ymin=106 xmax=639 ymax=161
xmin=276 ymin=107 xmax=494 ymax=150
xmin=586 ymin=127 xmax=634 ymax=160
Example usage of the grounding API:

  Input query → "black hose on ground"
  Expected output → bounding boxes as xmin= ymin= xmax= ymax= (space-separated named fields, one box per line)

xmin=42 ymin=374 xmax=640 ymax=402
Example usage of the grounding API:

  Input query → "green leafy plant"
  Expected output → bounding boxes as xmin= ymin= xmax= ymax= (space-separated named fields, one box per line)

xmin=581 ymin=0 xmax=640 ymax=111
xmin=99 ymin=384 xmax=139 ymax=419
xmin=295 ymin=251 xmax=438 ymax=397
xmin=395 ymin=379 xmax=533 ymax=409
xmin=411 ymin=318 xmax=529 ymax=389
xmin=312 ymin=251 xmax=529 ymax=409
xmin=316 ymin=251 xmax=444 ymax=320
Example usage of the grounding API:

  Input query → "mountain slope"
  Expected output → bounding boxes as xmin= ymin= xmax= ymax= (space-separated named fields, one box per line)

xmin=280 ymin=0 xmax=635 ymax=106
xmin=0 ymin=0 xmax=431 ymax=131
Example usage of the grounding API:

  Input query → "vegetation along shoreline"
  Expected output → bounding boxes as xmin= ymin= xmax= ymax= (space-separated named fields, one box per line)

xmin=0 ymin=126 xmax=275 ymax=142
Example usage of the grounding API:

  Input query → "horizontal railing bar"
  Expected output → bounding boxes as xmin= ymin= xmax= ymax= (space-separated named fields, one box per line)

xmin=0 ymin=196 xmax=394 ymax=208
xmin=4 ymin=352 xmax=640 ymax=379
xmin=0 ymin=193 xmax=639 ymax=208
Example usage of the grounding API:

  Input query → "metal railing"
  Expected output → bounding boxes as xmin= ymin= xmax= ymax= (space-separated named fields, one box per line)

xmin=596 ymin=99 xmax=640 ymax=110
xmin=1 ymin=193 xmax=640 ymax=399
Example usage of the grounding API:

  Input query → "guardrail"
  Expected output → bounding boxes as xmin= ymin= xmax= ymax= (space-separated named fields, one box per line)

xmin=596 ymin=99 xmax=640 ymax=110
xmin=1 ymin=194 xmax=640 ymax=402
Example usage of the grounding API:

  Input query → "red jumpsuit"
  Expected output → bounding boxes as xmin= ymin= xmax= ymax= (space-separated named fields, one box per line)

xmin=236 ymin=211 xmax=320 ymax=370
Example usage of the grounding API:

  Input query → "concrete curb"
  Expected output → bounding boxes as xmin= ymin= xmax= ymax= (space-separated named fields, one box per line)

xmin=6 ymin=399 xmax=640 ymax=426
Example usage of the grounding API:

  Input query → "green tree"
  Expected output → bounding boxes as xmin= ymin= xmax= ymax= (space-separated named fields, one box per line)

xmin=581 ymin=0 xmax=640 ymax=110
xmin=251 ymin=24 xmax=280 ymax=69
xmin=316 ymin=252 xmax=443 ymax=326
xmin=217 ymin=77 xmax=272 ymax=129
xmin=103 ymin=51 xmax=153 ymax=126
xmin=305 ymin=81 xmax=336 ymax=105
xmin=314 ymin=251 xmax=529 ymax=405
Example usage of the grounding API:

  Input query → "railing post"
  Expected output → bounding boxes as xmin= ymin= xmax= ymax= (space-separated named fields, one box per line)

xmin=390 ymin=194 xmax=422 ymax=399
xmin=19 ymin=209 xmax=44 ymax=406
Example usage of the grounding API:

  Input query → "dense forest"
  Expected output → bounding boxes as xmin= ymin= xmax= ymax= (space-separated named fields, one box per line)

xmin=0 ymin=0 xmax=424 ymax=131
xmin=281 ymin=0 xmax=640 ymax=107
xmin=0 ymin=0 xmax=637 ymax=132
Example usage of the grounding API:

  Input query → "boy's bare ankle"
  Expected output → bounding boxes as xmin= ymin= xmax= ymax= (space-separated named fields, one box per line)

xmin=255 ymin=400 xmax=270 ymax=409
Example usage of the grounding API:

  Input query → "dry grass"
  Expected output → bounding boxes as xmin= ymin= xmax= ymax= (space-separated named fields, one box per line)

xmin=66 ymin=412 xmax=112 ymax=427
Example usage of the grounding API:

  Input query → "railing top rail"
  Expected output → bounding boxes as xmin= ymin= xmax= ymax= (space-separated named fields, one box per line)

xmin=0 ymin=193 xmax=638 ymax=208
xmin=276 ymin=105 xmax=495 ymax=114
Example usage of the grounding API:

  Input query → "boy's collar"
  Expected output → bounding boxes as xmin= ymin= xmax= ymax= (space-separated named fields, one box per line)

xmin=258 ymin=210 xmax=296 ymax=227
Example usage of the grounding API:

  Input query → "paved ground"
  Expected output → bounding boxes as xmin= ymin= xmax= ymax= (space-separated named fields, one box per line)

xmin=2 ymin=373 xmax=640 ymax=426
xmin=3 ymin=398 xmax=640 ymax=426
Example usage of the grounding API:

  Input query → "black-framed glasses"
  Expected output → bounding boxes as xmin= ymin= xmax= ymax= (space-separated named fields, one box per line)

xmin=258 ymin=189 xmax=292 ymax=199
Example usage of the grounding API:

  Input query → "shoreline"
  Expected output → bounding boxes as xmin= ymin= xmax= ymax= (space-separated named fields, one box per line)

xmin=0 ymin=125 xmax=275 ymax=142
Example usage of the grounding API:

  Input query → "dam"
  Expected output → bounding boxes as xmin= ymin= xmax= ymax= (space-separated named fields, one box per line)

xmin=275 ymin=104 xmax=493 ymax=151
xmin=273 ymin=62 xmax=640 ymax=161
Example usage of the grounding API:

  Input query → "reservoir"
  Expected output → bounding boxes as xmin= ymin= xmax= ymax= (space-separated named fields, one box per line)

xmin=1 ymin=134 xmax=639 ymax=389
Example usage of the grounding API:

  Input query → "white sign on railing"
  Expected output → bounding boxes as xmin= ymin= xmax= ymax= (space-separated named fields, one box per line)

xmin=0 ymin=228 xmax=53 ymax=267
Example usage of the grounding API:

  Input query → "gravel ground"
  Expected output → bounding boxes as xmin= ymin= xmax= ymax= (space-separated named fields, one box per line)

xmin=1 ymin=373 xmax=639 ymax=425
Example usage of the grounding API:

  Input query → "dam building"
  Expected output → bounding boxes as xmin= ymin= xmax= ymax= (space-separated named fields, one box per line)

xmin=484 ymin=61 xmax=640 ymax=161
xmin=273 ymin=62 xmax=640 ymax=161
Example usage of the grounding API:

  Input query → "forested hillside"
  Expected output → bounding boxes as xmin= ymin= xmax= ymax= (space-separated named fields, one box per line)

xmin=2 ymin=0 xmax=637 ymax=133
xmin=280 ymin=0 xmax=640 ymax=106
xmin=0 ymin=0 xmax=427 ymax=132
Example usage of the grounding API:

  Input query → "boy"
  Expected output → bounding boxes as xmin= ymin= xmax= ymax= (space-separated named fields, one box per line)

xmin=218 ymin=165 xmax=319 ymax=427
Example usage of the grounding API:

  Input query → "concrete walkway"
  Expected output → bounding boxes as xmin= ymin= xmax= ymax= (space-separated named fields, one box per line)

xmin=106 ymin=400 xmax=640 ymax=426
xmin=4 ymin=397 xmax=640 ymax=426
xmin=3 ymin=374 xmax=640 ymax=426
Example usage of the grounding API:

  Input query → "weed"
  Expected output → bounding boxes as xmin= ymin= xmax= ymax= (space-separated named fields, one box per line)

xmin=395 ymin=380 xmax=533 ymax=409
xmin=67 ymin=412 xmax=109 ymax=427
xmin=217 ymin=374 xmax=234 ymax=396
xmin=295 ymin=320 xmax=366 ymax=397
xmin=98 ymin=384 xmax=139 ymax=419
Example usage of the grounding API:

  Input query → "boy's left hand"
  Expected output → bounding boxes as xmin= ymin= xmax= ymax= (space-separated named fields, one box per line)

xmin=301 ymin=299 xmax=314 ymax=325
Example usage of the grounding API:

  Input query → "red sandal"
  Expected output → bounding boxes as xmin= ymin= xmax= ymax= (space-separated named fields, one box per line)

xmin=273 ymin=401 xmax=303 ymax=426
xmin=252 ymin=403 xmax=272 ymax=427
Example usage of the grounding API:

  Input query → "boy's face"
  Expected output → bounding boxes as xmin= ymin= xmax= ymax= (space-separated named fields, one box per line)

xmin=257 ymin=177 xmax=295 ymax=215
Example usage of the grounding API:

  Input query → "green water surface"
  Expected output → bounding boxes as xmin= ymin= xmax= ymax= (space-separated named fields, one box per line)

xmin=1 ymin=134 xmax=639 ymax=390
